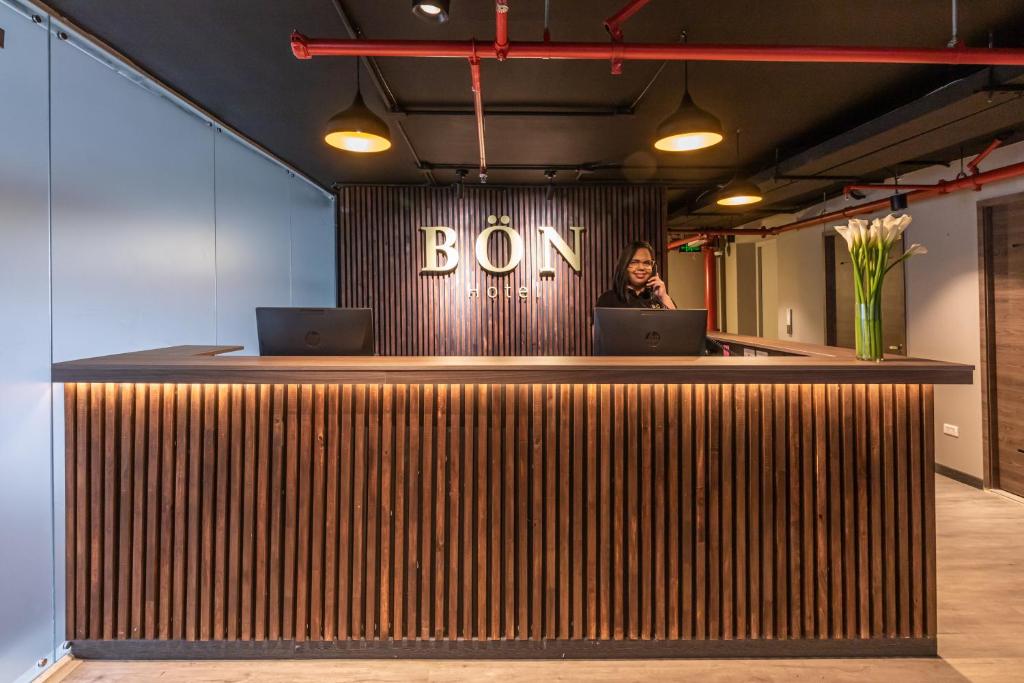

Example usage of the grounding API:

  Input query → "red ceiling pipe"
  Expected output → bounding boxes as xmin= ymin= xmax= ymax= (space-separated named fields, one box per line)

xmin=843 ymin=183 xmax=947 ymax=194
xmin=495 ymin=1 xmax=510 ymax=60
xmin=771 ymin=197 xmax=903 ymax=234
xmin=667 ymin=157 xmax=1024 ymax=323
xmin=965 ymin=137 xmax=1003 ymax=174
xmin=735 ymin=158 xmax=1024 ymax=236
xmin=604 ymin=0 xmax=653 ymax=41
xmin=703 ymin=246 xmax=719 ymax=332
xmin=291 ymin=33 xmax=1024 ymax=66
xmin=842 ymin=136 xmax=1006 ymax=196
xmin=469 ymin=53 xmax=488 ymax=181
xmin=667 ymin=227 xmax=775 ymax=249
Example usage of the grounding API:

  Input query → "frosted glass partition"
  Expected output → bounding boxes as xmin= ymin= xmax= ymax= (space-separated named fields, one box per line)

xmin=0 ymin=2 xmax=335 ymax=677
xmin=49 ymin=34 xmax=218 ymax=362
xmin=214 ymin=136 xmax=293 ymax=354
xmin=0 ymin=8 xmax=56 ymax=682
xmin=289 ymin=174 xmax=337 ymax=307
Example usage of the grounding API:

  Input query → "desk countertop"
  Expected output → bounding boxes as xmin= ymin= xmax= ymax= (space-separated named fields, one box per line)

xmin=51 ymin=334 xmax=974 ymax=385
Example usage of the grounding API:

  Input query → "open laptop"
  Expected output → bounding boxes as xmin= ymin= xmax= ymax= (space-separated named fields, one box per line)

xmin=256 ymin=307 xmax=374 ymax=356
xmin=593 ymin=308 xmax=708 ymax=356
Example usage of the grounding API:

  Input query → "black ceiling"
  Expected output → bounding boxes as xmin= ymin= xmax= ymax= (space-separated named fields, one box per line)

xmin=45 ymin=0 xmax=1024 ymax=227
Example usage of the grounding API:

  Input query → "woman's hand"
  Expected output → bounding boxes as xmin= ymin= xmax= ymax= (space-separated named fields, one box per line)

xmin=646 ymin=275 xmax=677 ymax=309
xmin=646 ymin=274 xmax=667 ymax=299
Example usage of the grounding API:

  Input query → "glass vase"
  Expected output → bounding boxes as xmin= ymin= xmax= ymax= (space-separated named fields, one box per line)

xmin=854 ymin=292 xmax=884 ymax=361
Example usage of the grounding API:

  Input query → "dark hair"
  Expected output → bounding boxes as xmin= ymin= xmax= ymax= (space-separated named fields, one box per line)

xmin=611 ymin=240 xmax=657 ymax=301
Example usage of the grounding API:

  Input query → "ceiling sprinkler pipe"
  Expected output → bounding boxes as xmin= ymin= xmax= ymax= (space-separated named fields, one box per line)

xmin=668 ymin=157 xmax=1024 ymax=245
xmin=748 ymin=158 xmax=1024 ymax=237
xmin=603 ymin=0 xmax=653 ymax=42
xmin=965 ymin=137 xmax=1003 ymax=174
xmin=842 ymin=136 xmax=1006 ymax=196
xmin=495 ymin=1 xmax=510 ymax=60
xmin=468 ymin=53 xmax=487 ymax=180
xmin=843 ymin=183 xmax=945 ymax=195
xmin=667 ymin=227 xmax=775 ymax=249
xmin=290 ymin=33 xmax=1024 ymax=66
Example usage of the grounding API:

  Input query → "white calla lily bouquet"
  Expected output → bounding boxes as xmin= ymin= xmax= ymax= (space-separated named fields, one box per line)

xmin=834 ymin=214 xmax=927 ymax=361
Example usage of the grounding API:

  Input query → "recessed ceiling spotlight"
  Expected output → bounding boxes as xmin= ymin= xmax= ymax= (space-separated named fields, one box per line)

xmin=412 ymin=0 xmax=450 ymax=23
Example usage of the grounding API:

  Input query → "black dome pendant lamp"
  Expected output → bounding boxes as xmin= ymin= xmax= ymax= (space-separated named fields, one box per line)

xmin=324 ymin=58 xmax=392 ymax=153
xmin=716 ymin=129 xmax=763 ymax=206
xmin=654 ymin=34 xmax=724 ymax=152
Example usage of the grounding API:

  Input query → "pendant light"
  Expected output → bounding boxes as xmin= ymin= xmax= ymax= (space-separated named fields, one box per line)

xmin=654 ymin=34 xmax=724 ymax=152
xmin=324 ymin=58 xmax=392 ymax=153
xmin=716 ymin=129 xmax=762 ymax=206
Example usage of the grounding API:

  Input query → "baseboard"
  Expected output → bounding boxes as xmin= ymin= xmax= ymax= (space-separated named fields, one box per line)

xmin=70 ymin=637 xmax=937 ymax=660
xmin=31 ymin=654 xmax=79 ymax=682
xmin=935 ymin=463 xmax=983 ymax=489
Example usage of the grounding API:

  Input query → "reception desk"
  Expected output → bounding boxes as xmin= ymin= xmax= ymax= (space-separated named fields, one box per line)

xmin=53 ymin=335 xmax=972 ymax=659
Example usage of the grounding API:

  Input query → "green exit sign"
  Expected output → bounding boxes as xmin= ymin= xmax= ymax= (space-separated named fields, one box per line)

xmin=678 ymin=244 xmax=702 ymax=252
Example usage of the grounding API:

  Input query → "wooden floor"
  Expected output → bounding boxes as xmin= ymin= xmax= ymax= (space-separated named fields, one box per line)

xmin=49 ymin=476 xmax=1024 ymax=682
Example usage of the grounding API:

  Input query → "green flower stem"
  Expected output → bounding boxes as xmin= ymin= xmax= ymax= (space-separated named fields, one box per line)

xmin=849 ymin=239 xmax=888 ymax=361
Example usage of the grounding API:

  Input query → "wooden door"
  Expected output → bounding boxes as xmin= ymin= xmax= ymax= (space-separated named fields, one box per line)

xmin=988 ymin=200 xmax=1024 ymax=496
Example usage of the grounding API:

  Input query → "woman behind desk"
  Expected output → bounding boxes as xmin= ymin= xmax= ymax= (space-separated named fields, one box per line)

xmin=595 ymin=240 xmax=677 ymax=310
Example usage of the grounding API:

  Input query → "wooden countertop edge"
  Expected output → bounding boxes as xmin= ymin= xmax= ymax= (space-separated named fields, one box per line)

xmin=52 ymin=344 xmax=974 ymax=385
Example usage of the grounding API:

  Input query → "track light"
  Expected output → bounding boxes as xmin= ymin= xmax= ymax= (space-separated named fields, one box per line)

xmin=324 ymin=59 xmax=392 ymax=153
xmin=889 ymin=173 xmax=907 ymax=210
xmin=412 ymin=0 xmax=450 ymax=23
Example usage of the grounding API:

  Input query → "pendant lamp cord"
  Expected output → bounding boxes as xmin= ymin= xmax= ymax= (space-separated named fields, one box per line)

xmin=681 ymin=30 xmax=689 ymax=95
xmin=733 ymin=128 xmax=742 ymax=182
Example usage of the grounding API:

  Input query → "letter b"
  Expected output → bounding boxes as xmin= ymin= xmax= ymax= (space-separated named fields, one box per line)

xmin=420 ymin=226 xmax=459 ymax=273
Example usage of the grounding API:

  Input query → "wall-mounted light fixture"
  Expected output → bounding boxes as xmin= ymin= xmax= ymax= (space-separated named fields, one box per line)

xmin=324 ymin=59 xmax=392 ymax=153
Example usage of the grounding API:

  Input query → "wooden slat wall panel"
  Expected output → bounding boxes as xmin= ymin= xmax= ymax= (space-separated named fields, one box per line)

xmin=336 ymin=185 xmax=666 ymax=356
xmin=65 ymin=381 xmax=936 ymax=643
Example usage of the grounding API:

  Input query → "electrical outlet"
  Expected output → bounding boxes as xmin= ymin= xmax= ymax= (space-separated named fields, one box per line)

xmin=943 ymin=423 xmax=959 ymax=438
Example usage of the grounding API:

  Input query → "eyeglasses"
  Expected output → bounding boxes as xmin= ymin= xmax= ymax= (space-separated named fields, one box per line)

xmin=628 ymin=259 xmax=656 ymax=270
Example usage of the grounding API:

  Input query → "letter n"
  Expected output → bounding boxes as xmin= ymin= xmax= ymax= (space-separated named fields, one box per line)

xmin=538 ymin=225 xmax=584 ymax=276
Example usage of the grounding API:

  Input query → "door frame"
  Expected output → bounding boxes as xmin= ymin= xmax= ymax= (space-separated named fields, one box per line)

xmin=976 ymin=190 xmax=1024 ymax=490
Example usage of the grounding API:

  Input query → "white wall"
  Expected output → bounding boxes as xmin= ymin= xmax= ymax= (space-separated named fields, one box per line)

xmin=0 ymin=4 xmax=335 ymax=680
xmin=757 ymin=240 xmax=779 ymax=338
xmin=747 ymin=140 xmax=1024 ymax=480
xmin=665 ymin=250 xmax=706 ymax=309
xmin=774 ymin=223 xmax=827 ymax=344
xmin=899 ymin=143 xmax=1024 ymax=480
